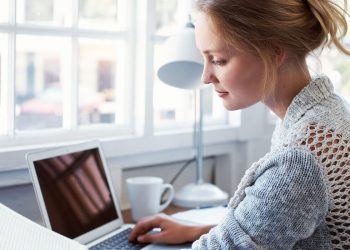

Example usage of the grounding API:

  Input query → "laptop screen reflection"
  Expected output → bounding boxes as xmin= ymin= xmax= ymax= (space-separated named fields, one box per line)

xmin=34 ymin=148 xmax=118 ymax=239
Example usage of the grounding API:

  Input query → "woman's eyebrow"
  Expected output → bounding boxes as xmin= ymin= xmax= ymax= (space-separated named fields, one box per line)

xmin=202 ymin=49 xmax=224 ymax=54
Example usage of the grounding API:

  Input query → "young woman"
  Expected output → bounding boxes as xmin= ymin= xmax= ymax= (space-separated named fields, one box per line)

xmin=129 ymin=0 xmax=350 ymax=249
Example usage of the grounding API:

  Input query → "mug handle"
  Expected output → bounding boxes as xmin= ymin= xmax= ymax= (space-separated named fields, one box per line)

xmin=158 ymin=184 xmax=175 ymax=212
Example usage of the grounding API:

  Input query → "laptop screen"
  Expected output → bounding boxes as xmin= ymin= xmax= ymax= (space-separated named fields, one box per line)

xmin=33 ymin=147 xmax=119 ymax=239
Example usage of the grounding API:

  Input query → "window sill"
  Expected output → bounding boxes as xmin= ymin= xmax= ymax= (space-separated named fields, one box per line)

xmin=0 ymin=139 xmax=239 ymax=188
xmin=0 ymin=125 xmax=244 ymax=187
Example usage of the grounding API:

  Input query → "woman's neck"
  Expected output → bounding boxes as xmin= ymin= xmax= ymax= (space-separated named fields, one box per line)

xmin=263 ymin=60 xmax=311 ymax=120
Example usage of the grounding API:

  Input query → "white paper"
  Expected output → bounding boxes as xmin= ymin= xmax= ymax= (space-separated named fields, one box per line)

xmin=171 ymin=206 xmax=228 ymax=225
xmin=0 ymin=203 xmax=88 ymax=250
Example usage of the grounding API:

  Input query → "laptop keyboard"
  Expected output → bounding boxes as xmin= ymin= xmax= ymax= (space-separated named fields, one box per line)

xmin=90 ymin=228 xmax=147 ymax=250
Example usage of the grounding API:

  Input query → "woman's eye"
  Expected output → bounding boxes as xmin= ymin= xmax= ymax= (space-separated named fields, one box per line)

xmin=211 ymin=60 xmax=225 ymax=66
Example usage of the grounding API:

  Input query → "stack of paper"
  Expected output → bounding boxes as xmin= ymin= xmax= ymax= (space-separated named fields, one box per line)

xmin=0 ymin=203 xmax=87 ymax=250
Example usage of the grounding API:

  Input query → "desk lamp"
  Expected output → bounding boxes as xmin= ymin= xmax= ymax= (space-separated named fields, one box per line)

xmin=157 ymin=22 xmax=228 ymax=208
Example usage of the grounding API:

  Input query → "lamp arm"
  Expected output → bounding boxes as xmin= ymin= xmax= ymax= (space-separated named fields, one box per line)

xmin=195 ymin=88 xmax=204 ymax=184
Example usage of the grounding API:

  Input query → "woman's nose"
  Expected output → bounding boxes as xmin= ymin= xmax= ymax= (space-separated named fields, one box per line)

xmin=201 ymin=64 xmax=215 ymax=85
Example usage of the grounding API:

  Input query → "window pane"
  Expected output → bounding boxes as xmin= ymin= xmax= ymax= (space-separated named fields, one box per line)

xmin=17 ymin=0 xmax=70 ymax=26
xmin=0 ymin=34 xmax=7 ymax=135
xmin=154 ymin=80 xmax=229 ymax=130
xmin=155 ymin=0 xmax=178 ymax=36
xmin=203 ymin=86 xmax=228 ymax=125
xmin=78 ymin=39 xmax=126 ymax=126
xmin=16 ymin=35 xmax=69 ymax=131
xmin=319 ymin=47 xmax=350 ymax=101
xmin=0 ymin=0 xmax=9 ymax=23
xmin=79 ymin=0 xmax=123 ymax=30
xmin=155 ymin=0 xmax=191 ymax=36
xmin=154 ymin=78 xmax=195 ymax=130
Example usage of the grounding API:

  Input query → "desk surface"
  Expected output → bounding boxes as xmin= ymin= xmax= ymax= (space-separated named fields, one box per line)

xmin=122 ymin=204 xmax=188 ymax=223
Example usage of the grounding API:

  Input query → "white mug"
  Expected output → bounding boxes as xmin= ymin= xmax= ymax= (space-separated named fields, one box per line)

xmin=126 ymin=176 xmax=174 ymax=222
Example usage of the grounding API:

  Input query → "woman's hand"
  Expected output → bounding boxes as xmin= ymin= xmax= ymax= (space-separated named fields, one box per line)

xmin=128 ymin=213 xmax=211 ymax=245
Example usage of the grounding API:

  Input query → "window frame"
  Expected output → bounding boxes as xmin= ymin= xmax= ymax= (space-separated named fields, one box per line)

xmin=0 ymin=0 xmax=135 ymax=135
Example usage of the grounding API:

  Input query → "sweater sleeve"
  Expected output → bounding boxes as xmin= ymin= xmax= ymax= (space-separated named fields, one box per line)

xmin=192 ymin=147 xmax=329 ymax=250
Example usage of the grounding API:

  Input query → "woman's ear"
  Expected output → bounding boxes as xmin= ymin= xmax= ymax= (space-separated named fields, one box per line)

xmin=273 ymin=45 xmax=287 ymax=67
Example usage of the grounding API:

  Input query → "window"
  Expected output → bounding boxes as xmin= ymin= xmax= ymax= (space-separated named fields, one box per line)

xmin=79 ymin=0 xmax=123 ymax=30
xmin=15 ymin=35 xmax=70 ymax=130
xmin=0 ymin=0 xmax=131 ymax=142
xmin=0 ymin=0 xmax=8 ymax=23
xmin=17 ymin=0 xmax=71 ymax=26
xmin=78 ymin=39 xmax=126 ymax=126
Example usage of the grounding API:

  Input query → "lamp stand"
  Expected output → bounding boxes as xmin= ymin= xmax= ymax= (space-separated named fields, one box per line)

xmin=173 ymin=89 xmax=228 ymax=208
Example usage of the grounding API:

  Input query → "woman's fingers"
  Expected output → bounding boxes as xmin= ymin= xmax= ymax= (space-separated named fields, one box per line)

xmin=137 ymin=231 xmax=166 ymax=243
xmin=128 ymin=215 xmax=164 ymax=242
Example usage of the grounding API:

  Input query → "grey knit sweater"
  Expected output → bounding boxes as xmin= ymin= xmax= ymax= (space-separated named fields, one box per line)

xmin=192 ymin=76 xmax=350 ymax=249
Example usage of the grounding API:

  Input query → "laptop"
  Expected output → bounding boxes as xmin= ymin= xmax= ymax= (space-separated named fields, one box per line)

xmin=27 ymin=141 xmax=191 ymax=250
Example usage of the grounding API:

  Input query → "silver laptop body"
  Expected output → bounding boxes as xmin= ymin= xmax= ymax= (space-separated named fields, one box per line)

xmin=27 ymin=141 xmax=190 ymax=250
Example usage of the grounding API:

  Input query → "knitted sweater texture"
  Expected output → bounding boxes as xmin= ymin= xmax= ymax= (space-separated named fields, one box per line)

xmin=192 ymin=76 xmax=350 ymax=249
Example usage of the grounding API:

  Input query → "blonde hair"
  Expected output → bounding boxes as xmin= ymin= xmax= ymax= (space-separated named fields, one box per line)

xmin=196 ymin=0 xmax=350 ymax=96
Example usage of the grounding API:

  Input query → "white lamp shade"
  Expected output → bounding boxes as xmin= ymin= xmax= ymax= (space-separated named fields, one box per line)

xmin=157 ymin=27 xmax=204 ymax=89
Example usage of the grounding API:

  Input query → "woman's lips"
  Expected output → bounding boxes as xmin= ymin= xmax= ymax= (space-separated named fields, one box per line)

xmin=216 ymin=90 xmax=229 ymax=97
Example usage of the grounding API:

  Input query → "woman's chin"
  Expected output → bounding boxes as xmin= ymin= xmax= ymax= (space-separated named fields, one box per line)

xmin=223 ymin=102 xmax=240 ymax=111
xmin=223 ymin=100 xmax=257 ymax=111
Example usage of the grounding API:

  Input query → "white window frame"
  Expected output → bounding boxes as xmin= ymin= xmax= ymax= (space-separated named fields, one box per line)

xmin=0 ymin=0 xmax=134 ymax=143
